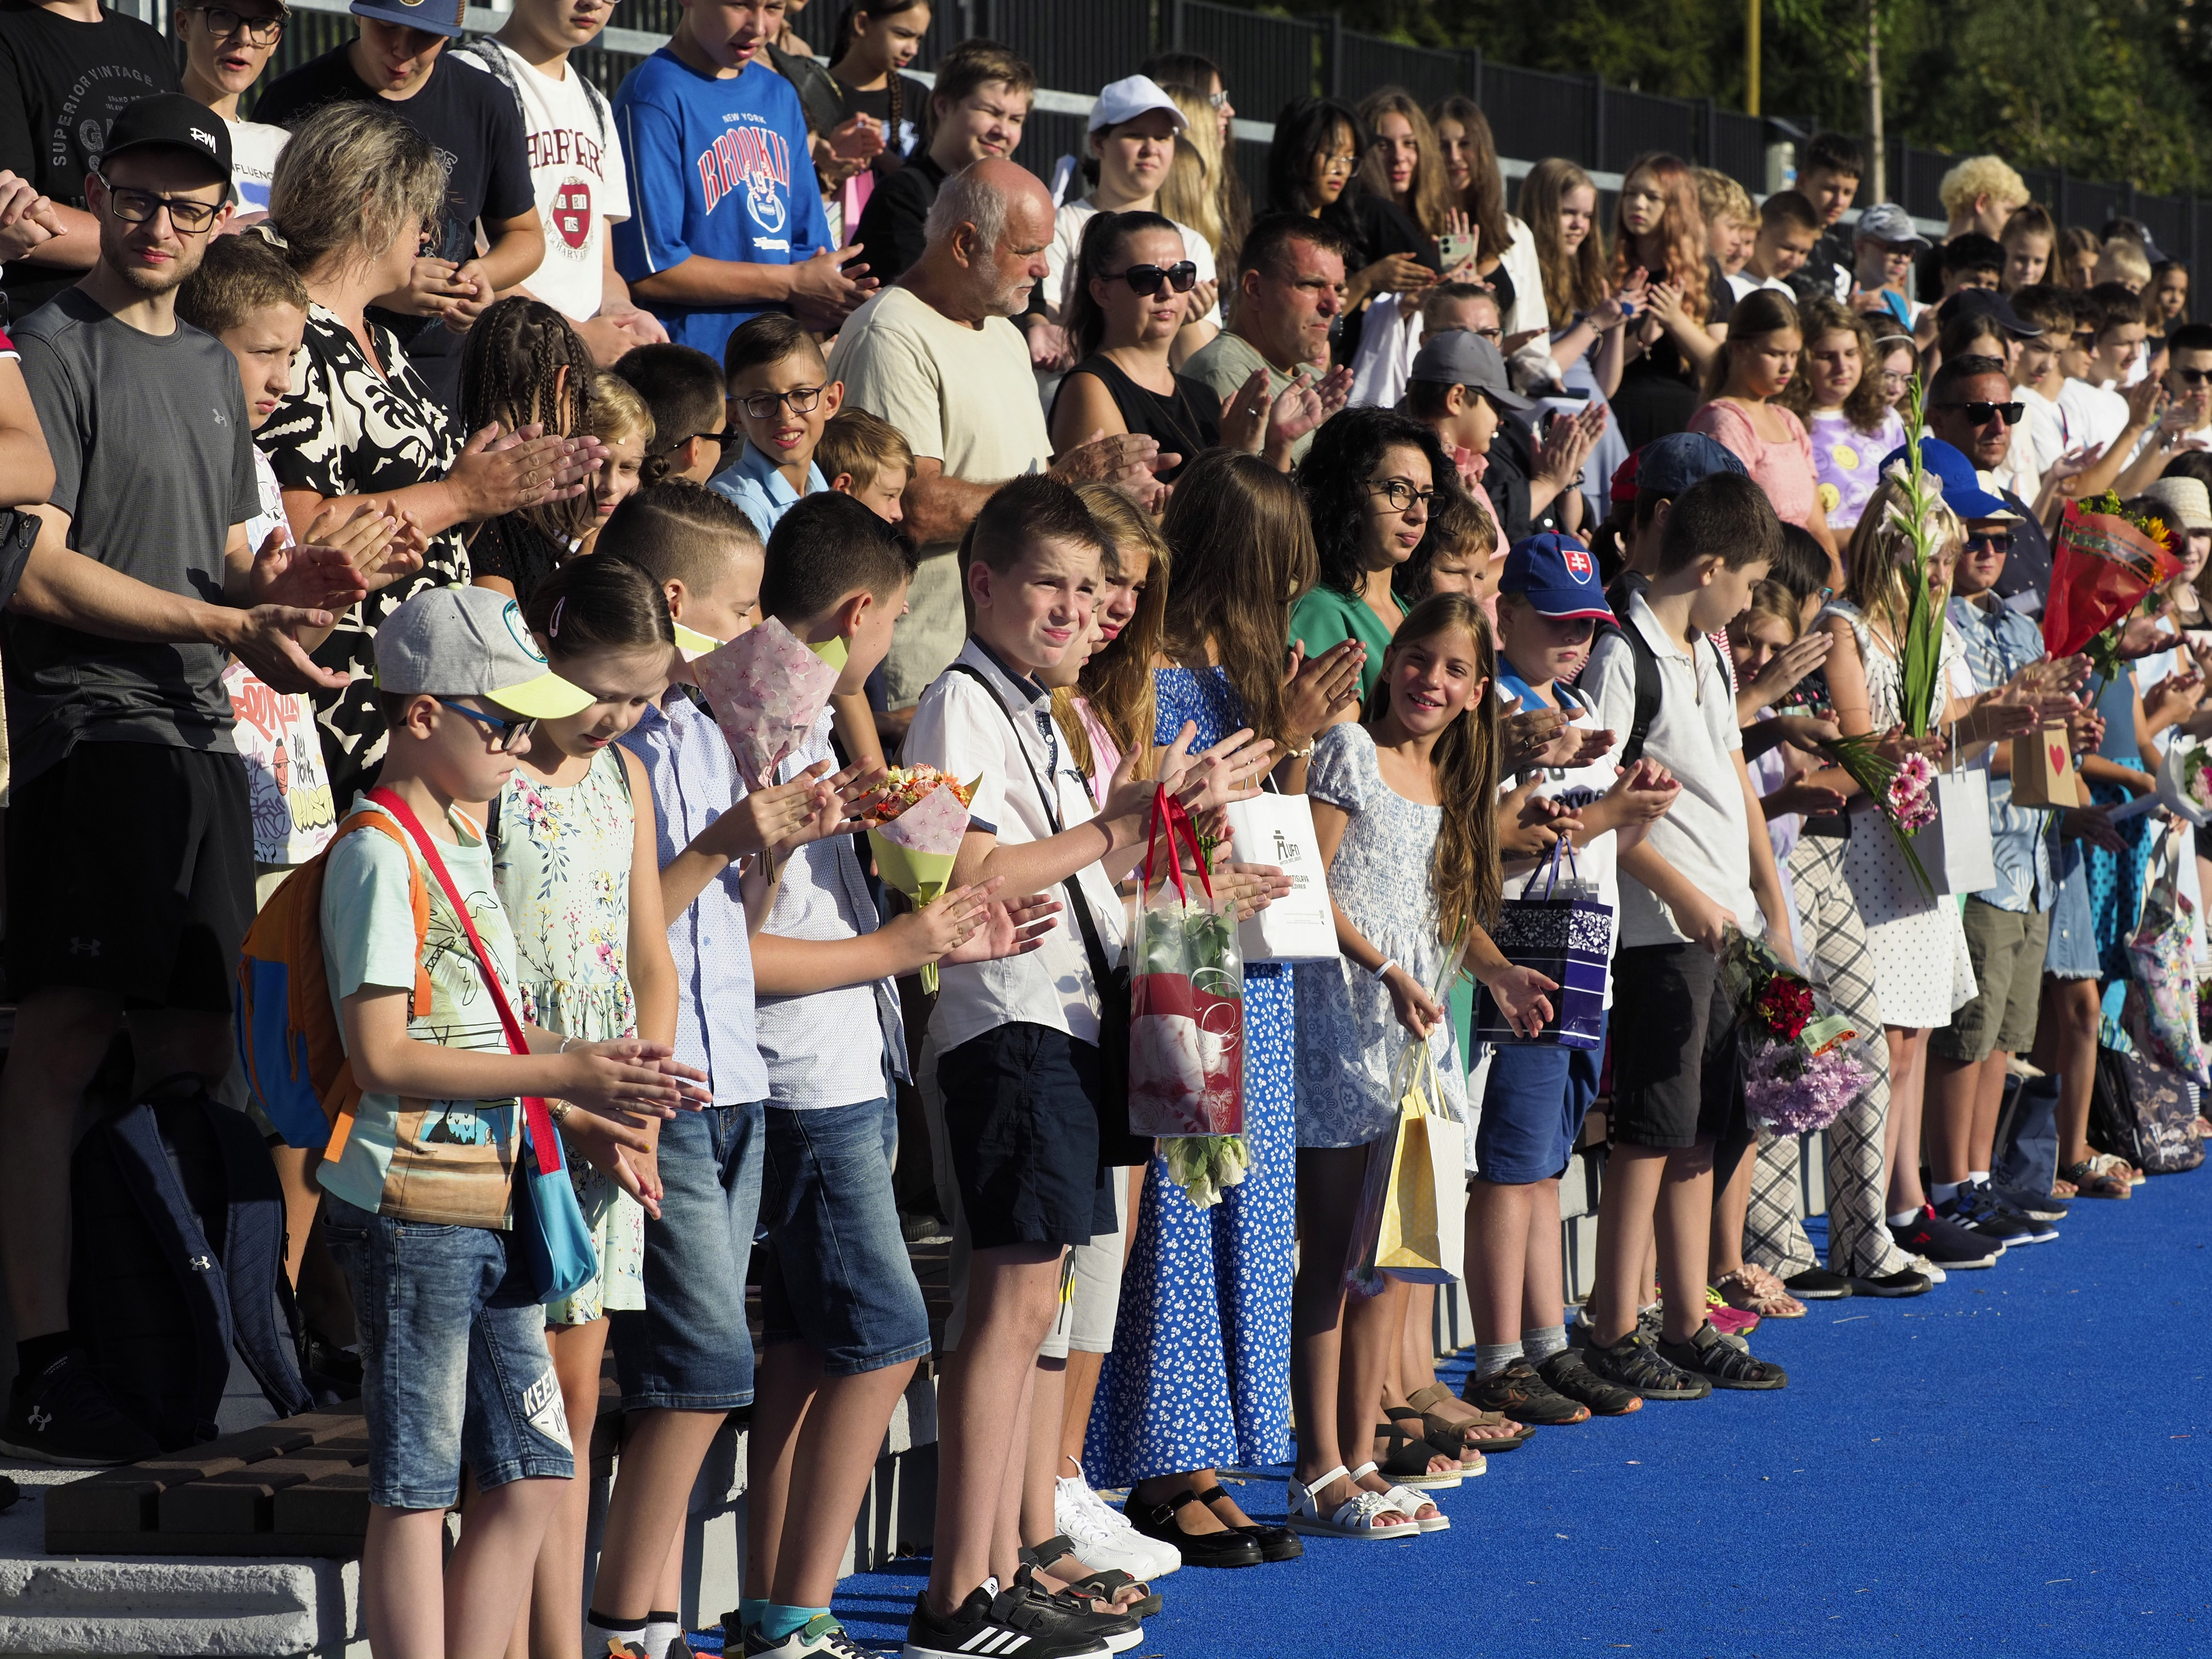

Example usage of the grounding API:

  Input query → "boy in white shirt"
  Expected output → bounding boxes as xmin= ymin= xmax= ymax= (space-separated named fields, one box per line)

xmin=1463 ymin=535 xmax=1679 ymax=1427
xmin=1579 ymin=474 xmax=1796 ymax=1399
xmin=456 ymin=0 xmax=666 ymax=364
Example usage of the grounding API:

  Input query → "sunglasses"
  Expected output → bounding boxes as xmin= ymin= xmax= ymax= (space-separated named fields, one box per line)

xmin=1106 ymin=261 xmax=1198 ymax=297
xmin=436 ymin=698 xmax=536 ymax=753
xmin=1965 ymin=532 xmax=2015 ymax=555
xmin=1933 ymin=399 xmax=2023 ymax=426
xmin=2171 ymin=367 xmax=2212 ymax=387
xmin=100 ymin=179 xmax=221 ymax=233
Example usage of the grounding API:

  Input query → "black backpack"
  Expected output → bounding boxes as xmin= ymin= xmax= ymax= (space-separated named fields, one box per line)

xmin=1594 ymin=574 xmax=1731 ymax=767
xmin=69 ymin=1078 xmax=314 ymax=1450
xmin=2090 ymin=1045 xmax=2205 ymax=1177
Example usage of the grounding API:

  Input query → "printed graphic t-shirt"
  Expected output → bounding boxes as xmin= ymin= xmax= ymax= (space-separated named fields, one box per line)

xmin=613 ymin=50 xmax=830 ymax=359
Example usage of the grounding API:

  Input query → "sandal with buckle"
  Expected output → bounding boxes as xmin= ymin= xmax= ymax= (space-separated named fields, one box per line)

xmin=1350 ymin=1460 xmax=1449 ymax=1532
xmin=1025 ymin=1533 xmax=1161 ymax=1617
xmin=1403 ymin=1382 xmax=1532 ymax=1452
xmin=2061 ymin=1158 xmax=2131 ymax=1199
xmin=1286 ymin=1464 xmax=1415 ymax=1540
xmin=1191 ymin=1483 xmax=1302 ymax=1562
xmin=1371 ymin=1418 xmax=1461 ymax=1487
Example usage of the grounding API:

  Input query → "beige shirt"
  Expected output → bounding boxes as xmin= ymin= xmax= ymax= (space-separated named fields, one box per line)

xmin=827 ymin=287 xmax=1052 ymax=705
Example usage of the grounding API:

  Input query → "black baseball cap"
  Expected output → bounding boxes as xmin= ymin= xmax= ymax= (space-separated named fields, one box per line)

xmin=1936 ymin=287 xmax=2040 ymax=338
xmin=98 ymin=93 xmax=233 ymax=184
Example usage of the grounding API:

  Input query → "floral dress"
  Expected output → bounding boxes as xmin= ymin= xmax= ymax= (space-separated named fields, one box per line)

xmin=1293 ymin=722 xmax=1466 ymax=1147
xmin=1086 ymin=666 xmax=1296 ymax=1484
xmin=259 ymin=303 xmax=466 ymax=806
xmin=491 ymin=745 xmax=645 ymax=1325
xmin=1825 ymin=601 xmax=1978 ymax=1029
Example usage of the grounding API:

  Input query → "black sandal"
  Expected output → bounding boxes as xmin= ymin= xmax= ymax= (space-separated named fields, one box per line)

xmin=1026 ymin=1533 xmax=1162 ymax=1616
xmin=1193 ymin=1484 xmax=1303 ymax=1562
xmin=1371 ymin=1418 xmax=1462 ymax=1487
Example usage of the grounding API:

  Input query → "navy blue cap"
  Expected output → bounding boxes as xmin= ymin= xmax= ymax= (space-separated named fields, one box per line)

xmin=1499 ymin=533 xmax=1614 ymax=621
xmin=1935 ymin=287 xmax=2040 ymax=337
xmin=1877 ymin=436 xmax=2010 ymax=521
xmin=1636 ymin=431 xmax=1747 ymax=497
xmin=351 ymin=0 xmax=466 ymax=38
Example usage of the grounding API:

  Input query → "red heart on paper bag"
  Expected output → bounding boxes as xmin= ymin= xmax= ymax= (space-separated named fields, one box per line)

xmin=2049 ymin=743 xmax=2067 ymax=772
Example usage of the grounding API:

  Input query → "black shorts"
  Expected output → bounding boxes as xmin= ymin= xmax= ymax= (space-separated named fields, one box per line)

xmin=1606 ymin=943 xmax=1741 ymax=1151
xmin=7 ymin=743 xmax=253 ymax=1013
xmin=937 ymin=1022 xmax=1115 ymax=1252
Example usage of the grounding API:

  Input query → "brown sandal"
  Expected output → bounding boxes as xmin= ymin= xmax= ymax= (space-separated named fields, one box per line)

xmin=1402 ymin=1383 xmax=1533 ymax=1453
xmin=2062 ymin=1158 xmax=2131 ymax=1199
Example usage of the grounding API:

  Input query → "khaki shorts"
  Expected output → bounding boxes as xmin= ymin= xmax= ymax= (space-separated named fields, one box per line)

xmin=1933 ymin=899 xmax=2050 ymax=1064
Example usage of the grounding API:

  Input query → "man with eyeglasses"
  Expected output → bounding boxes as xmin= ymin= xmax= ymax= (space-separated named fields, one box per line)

xmin=1925 ymin=353 xmax=2054 ymax=616
xmin=0 ymin=0 xmax=182 ymax=320
xmin=3 ymin=95 xmax=375 ymax=1464
xmin=175 ymin=0 xmax=290 ymax=218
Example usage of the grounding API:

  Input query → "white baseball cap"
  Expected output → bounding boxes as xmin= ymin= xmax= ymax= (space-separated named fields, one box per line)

xmin=1088 ymin=75 xmax=1187 ymax=134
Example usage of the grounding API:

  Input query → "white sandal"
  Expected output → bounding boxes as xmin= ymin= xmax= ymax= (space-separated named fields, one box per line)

xmin=1286 ymin=1464 xmax=1417 ymax=1540
xmin=1349 ymin=1460 xmax=1449 ymax=1533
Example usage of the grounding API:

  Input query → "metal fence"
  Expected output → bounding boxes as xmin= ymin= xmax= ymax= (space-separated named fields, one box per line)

xmin=221 ymin=0 xmax=2209 ymax=276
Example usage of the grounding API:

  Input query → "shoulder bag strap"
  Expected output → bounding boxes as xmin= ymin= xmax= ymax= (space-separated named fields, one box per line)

xmin=944 ymin=664 xmax=1121 ymax=989
xmin=366 ymin=788 xmax=562 ymax=1177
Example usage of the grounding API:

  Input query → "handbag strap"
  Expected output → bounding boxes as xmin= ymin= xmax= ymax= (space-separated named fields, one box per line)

xmin=943 ymin=663 xmax=1123 ymax=996
xmin=367 ymin=787 xmax=561 ymax=1178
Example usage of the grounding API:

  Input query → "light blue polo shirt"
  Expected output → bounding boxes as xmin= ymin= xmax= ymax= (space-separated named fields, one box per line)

xmin=708 ymin=440 xmax=827 ymax=538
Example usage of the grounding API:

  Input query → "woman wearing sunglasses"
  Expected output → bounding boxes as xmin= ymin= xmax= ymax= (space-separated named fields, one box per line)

xmin=1048 ymin=211 xmax=1219 ymax=480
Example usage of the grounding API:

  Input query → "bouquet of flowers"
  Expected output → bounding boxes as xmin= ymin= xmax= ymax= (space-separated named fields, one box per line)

xmin=2156 ymin=742 xmax=2212 ymax=826
xmin=2046 ymin=489 xmax=2183 ymax=675
xmin=1720 ymin=926 xmax=1871 ymax=1135
xmin=693 ymin=618 xmax=844 ymax=789
xmin=864 ymin=765 xmax=979 ymax=995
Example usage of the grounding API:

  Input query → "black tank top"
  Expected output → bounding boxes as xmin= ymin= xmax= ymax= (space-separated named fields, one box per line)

xmin=1052 ymin=354 xmax=1221 ymax=480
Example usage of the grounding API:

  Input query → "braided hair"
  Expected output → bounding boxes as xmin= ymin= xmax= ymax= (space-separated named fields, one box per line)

xmin=830 ymin=0 xmax=928 ymax=163
xmin=460 ymin=296 xmax=597 ymax=543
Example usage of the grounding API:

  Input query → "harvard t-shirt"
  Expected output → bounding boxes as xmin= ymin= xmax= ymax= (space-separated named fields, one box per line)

xmin=0 ymin=0 xmax=180 ymax=321
xmin=612 ymin=50 xmax=830 ymax=359
xmin=254 ymin=43 xmax=534 ymax=407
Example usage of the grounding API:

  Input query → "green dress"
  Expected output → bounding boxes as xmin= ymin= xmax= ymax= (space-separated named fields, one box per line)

xmin=1289 ymin=584 xmax=1394 ymax=704
xmin=492 ymin=745 xmax=645 ymax=1327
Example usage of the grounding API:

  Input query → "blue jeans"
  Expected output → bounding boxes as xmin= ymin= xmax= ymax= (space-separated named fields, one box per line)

xmin=322 ymin=1196 xmax=571 ymax=1510
xmin=610 ymin=1101 xmax=765 ymax=1411
xmin=759 ymin=1097 xmax=932 ymax=1376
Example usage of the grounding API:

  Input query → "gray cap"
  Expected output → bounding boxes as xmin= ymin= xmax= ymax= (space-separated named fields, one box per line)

xmin=1854 ymin=204 xmax=1928 ymax=250
xmin=1406 ymin=329 xmax=1534 ymax=410
xmin=373 ymin=585 xmax=592 ymax=718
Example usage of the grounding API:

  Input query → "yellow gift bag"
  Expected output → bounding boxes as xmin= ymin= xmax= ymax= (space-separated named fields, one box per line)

xmin=1347 ymin=1038 xmax=1467 ymax=1292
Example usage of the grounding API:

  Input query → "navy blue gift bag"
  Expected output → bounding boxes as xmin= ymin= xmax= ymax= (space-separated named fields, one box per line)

xmin=1475 ymin=840 xmax=1610 ymax=1050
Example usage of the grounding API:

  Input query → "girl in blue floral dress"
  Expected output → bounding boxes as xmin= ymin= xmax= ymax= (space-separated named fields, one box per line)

xmin=1088 ymin=451 xmax=1367 ymax=1562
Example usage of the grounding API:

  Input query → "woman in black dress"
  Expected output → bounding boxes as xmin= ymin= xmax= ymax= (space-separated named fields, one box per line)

xmin=1606 ymin=150 xmax=1736 ymax=447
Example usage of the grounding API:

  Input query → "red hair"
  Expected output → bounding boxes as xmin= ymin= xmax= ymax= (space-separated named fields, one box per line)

xmin=1610 ymin=152 xmax=1710 ymax=326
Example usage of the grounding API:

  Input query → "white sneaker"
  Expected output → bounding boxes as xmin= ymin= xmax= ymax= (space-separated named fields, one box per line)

xmin=1910 ymin=1252 xmax=1947 ymax=1285
xmin=1056 ymin=1473 xmax=1180 ymax=1578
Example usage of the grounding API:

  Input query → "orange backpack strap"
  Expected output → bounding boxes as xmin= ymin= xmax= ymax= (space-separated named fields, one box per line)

xmin=331 ymin=809 xmax=434 ymax=1017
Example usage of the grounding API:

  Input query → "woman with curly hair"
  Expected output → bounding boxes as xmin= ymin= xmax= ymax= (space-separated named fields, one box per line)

xmin=1609 ymin=151 xmax=1735 ymax=446
xmin=1291 ymin=407 xmax=1459 ymax=702
xmin=1782 ymin=295 xmax=1907 ymax=532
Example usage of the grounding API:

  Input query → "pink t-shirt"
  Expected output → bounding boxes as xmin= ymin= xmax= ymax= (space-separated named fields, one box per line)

xmin=1688 ymin=399 xmax=1820 ymax=531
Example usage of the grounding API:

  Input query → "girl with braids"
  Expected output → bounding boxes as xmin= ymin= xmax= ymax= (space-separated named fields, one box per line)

xmin=1088 ymin=452 xmax=1362 ymax=1564
xmin=1289 ymin=594 xmax=1554 ymax=1537
xmin=491 ymin=556 xmax=681 ymax=1659
xmin=463 ymin=296 xmax=599 ymax=606
xmin=1431 ymin=96 xmax=1547 ymax=341
xmin=826 ymin=0 xmax=933 ymax=176
xmin=1609 ymin=151 xmax=1736 ymax=446
xmin=1047 ymin=211 xmax=1221 ymax=476
xmin=259 ymin=102 xmax=601 ymax=805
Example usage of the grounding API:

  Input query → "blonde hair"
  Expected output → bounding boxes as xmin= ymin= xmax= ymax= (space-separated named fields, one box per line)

xmin=1938 ymin=155 xmax=2029 ymax=222
xmin=1058 ymin=484 xmax=1170 ymax=782
xmin=1732 ymin=580 xmax=1802 ymax=647
xmin=2097 ymin=236 xmax=2154 ymax=290
xmin=815 ymin=407 xmax=915 ymax=495
xmin=1843 ymin=472 xmax=1962 ymax=636
xmin=1692 ymin=166 xmax=1755 ymax=230
xmin=268 ymin=102 xmax=448 ymax=280
xmin=584 ymin=370 xmax=654 ymax=447
xmin=1158 ymin=83 xmax=1228 ymax=265
xmin=1518 ymin=157 xmax=1610 ymax=318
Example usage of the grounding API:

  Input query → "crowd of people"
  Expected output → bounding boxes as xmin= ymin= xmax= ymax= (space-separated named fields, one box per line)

xmin=0 ymin=1 xmax=2207 ymax=1657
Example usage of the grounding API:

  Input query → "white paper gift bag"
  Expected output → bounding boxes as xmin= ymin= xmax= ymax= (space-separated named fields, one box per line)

xmin=1222 ymin=792 xmax=1339 ymax=963
xmin=1909 ymin=745 xmax=1997 ymax=897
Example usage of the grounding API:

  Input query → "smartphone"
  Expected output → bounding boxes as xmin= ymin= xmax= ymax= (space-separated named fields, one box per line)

xmin=1436 ymin=231 xmax=1476 ymax=270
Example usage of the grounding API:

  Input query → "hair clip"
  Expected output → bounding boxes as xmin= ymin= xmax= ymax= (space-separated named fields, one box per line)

xmin=549 ymin=597 xmax=567 ymax=638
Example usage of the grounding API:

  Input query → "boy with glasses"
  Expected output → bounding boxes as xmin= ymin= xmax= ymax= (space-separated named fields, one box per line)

xmin=710 ymin=311 xmax=842 ymax=535
xmin=175 ymin=0 xmax=290 ymax=216
xmin=0 ymin=0 xmax=181 ymax=318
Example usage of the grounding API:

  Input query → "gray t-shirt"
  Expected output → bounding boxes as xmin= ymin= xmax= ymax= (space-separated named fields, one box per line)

xmin=1184 ymin=330 xmax=1318 ymax=464
xmin=9 ymin=288 xmax=256 ymax=784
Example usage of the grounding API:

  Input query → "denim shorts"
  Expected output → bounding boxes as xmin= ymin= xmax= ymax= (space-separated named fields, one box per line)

xmin=610 ymin=1101 xmax=765 ymax=1412
xmin=322 ymin=1196 xmax=572 ymax=1510
xmin=759 ymin=1097 xmax=932 ymax=1376
xmin=2045 ymin=841 xmax=2100 ymax=981
xmin=938 ymin=1022 xmax=1115 ymax=1250
xmin=1476 ymin=1040 xmax=1602 ymax=1184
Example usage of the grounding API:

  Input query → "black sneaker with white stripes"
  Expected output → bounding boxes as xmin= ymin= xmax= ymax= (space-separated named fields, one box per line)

xmin=903 ymin=1579 xmax=1112 ymax=1659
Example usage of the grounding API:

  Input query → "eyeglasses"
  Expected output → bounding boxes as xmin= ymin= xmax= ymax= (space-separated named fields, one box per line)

xmin=1933 ymin=399 xmax=2023 ymax=427
xmin=1319 ymin=153 xmax=1356 ymax=176
xmin=1105 ymin=260 xmax=1197 ymax=297
xmin=1878 ymin=370 xmax=1912 ymax=388
xmin=185 ymin=4 xmax=284 ymax=43
xmin=2073 ymin=329 xmax=2098 ymax=346
xmin=1965 ymin=532 xmax=2015 ymax=555
xmin=662 ymin=429 xmax=733 ymax=456
xmin=734 ymin=386 xmax=824 ymax=421
xmin=99 ymin=178 xmax=222 ymax=233
xmin=436 ymin=698 xmax=536 ymax=752
xmin=1367 ymin=480 xmax=1437 ymax=512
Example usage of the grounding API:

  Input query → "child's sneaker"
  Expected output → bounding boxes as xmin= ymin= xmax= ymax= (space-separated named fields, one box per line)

xmin=1461 ymin=1359 xmax=1590 ymax=1425
xmin=1890 ymin=1203 xmax=2001 ymax=1268
xmin=1055 ymin=1469 xmax=1179 ymax=1578
xmin=1653 ymin=1323 xmax=1788 ymax=1390
xmin=903 ymin=1580 xmax=1112 ymax=1659
xmin=1579 ymin=1330 xmax=1711 ymax=1400
xmin=744 ymin=1614 xmax=872 ymax=1658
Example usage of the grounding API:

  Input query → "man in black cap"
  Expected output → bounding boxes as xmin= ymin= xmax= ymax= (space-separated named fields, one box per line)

xmin=0 ymin=0 xmax=182 ymax=323
xmin=0 ymin=92 xmax=373 ymax=1464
